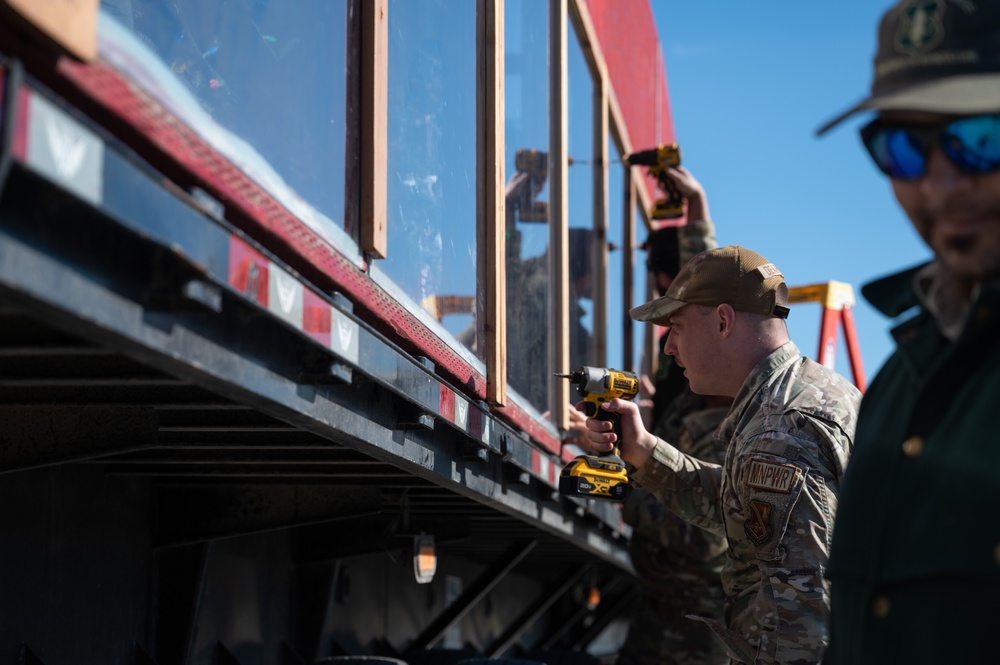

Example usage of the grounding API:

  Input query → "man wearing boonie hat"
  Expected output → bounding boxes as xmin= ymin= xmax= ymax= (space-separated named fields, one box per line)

xmin=816 ymin=2 xmax=1000 ymax=663
xmin=577 ymin=245 xmax=861 ymax=664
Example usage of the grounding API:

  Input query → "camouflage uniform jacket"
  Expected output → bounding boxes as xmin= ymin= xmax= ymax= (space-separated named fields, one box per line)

xmin=632 ymin=341 xmax=861 ymax=665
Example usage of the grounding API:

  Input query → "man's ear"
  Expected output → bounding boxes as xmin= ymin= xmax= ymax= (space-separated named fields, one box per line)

xmin=716 ymin=303 xmax=737 ymax=336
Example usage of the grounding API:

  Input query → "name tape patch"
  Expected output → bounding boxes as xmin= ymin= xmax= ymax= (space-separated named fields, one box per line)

xmin=746 ymin=459 xmax=798 ymax=493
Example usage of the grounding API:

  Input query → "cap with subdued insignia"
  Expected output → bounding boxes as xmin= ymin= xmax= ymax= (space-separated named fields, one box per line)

xmin=630 ymin=245 xmax=790 ymax=325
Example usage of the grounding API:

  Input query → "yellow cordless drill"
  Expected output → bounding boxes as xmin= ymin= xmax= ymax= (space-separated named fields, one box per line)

xmin=556 ymin=366 xmax=640 ymax=501
xmin=625 ymin=144 xmax=684 ymax=220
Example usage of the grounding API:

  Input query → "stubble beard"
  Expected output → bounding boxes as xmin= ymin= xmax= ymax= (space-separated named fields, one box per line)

xmin=917 ymin=205 xmax=1000 ymax=284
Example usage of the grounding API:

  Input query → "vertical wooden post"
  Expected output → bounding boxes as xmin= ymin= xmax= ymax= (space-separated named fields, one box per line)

xmin=592 ymin=78 xmax=609 ymax=368
xmin=622 ymin=159 xmax=635 ymax=372
xmin=549 ymin=0 xmax=569 ymax=429
xmin=361 ymin=0 xmax=388 ymax=259
xmin=478 ymin=0 xmax=506 ymax=406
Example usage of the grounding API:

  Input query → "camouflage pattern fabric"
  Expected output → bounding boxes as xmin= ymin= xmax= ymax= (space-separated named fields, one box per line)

xmin=631 ymin=342 xmax=860 ymax=665
xmin=680 ymin=219 xmax=717 ymax=265
xmin=619 ymin=389 xmax=730 ymax=665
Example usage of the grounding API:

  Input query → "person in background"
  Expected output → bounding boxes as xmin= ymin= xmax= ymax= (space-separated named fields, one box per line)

xmin=618 ymin=168 xmax=731 ymax=665
xmin=638 ymin=166 xmax=717 ymax=428
xmin=815 ymin=1 xmax=1000 ymax=662
xmin=578 ymin=245 xmax=860 ymax=664
xmin=506 ymin=227 xmax=594 ymax=412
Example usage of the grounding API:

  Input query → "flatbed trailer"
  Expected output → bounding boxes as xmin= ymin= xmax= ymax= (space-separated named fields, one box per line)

xmin=0 ymin=2 xmax=677 ymax=663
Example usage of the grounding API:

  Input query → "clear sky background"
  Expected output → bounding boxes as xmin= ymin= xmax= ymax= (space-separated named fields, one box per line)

xmin=650 ymin=0 xmax=929 ymax=384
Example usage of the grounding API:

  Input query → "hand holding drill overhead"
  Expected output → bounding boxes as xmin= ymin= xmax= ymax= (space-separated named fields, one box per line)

xmin=626 ymin=144 xmax=684 ymax=220
xmin=626 ymin=144 xmax=710 ymax=225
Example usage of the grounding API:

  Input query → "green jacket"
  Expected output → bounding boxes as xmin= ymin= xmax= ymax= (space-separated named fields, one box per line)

xmin=825 ymin=263 xmax=1000 ymax=664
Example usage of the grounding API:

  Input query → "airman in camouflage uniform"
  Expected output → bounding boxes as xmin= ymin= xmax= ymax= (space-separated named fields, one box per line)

xmin=633 ymin=341 xmax=858 ymax=664
xmin=582 ymin=246 xmax=861 ymax=665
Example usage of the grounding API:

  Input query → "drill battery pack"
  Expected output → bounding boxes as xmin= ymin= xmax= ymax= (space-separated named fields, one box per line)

xmin=559 ymin=455 xmax=630 ymax=500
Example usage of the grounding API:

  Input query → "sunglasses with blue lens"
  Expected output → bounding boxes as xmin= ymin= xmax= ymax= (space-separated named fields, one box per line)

xmin=860 ymin=114 xmax=1000 ymax=180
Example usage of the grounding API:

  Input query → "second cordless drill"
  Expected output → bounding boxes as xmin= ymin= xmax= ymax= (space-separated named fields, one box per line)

xmin=625 ymin=144 xmax=684 ymax=220
xmin=556 ymin=366 xmax=640 ymax=501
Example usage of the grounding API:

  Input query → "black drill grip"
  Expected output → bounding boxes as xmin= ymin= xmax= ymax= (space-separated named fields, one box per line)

xmin=658 ymin=174 xmax=684 ymax=218
xmin=588 ymin=401 xmax=622 ymax=457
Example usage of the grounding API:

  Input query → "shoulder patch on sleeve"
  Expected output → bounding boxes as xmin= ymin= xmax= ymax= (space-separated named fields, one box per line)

xmin=746 ymin=459 xmax=798 ymax=493
xmin=745 ymin=500 xmax=772 ymax=545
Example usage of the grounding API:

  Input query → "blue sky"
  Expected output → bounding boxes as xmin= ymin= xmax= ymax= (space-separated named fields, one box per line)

xmin=650 ymin=0 xmax=927 ymax=384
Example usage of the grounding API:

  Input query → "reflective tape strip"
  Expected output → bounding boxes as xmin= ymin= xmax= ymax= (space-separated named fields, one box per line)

xmin=228 ymin=236 xmax=269 ymax=306
xmin=226 ymin=234 xmax=359 ymax=366
xmin=302 ymin=289 xmax=331 ymax=347
xmin=267 ymin=262 xmax=303 ymax=329
xmin=22 ymin=88 xmax=104 ymax=205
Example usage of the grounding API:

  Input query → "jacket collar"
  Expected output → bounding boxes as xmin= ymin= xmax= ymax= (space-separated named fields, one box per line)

xmin=860 ymin=261 xmax=930 ymax=318
xmin=862 ymin=259 xmax=1000 ymax=334
xmin=718 ymin=341 xmax=800 ymax=442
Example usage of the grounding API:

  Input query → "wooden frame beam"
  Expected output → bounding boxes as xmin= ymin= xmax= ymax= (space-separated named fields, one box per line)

xmin=623 ymin=162 xmax=636 ymax=372
xmin=592 ymin=77 xmax=609 ymax=368
xmin=478 ymin=0 xmax=506 ymax=406
xmin=361 ymin=0 xmax=388 ymax=259
xmin=549 ymin=0 xmax=570 ymax=429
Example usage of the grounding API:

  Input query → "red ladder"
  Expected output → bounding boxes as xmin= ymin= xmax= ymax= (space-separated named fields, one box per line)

xmin=788 ymin=281 xmax=866 ymax=392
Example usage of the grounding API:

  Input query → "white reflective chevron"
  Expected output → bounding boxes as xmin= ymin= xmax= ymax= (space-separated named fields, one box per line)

xmin=266 ymin=263 xmax=302 ymax=328
xmin=45 ymin=117 xmax=87 ymax=180
xmin=274 ymin=268 xmax=298 ymax=315
xmin=330 ymin=308 xmax=359 ymax=365
xmin=26 ymin=92 xmax=103 ymax=204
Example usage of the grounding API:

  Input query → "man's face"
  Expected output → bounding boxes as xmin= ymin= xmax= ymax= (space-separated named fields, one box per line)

xmin=663 ymin=304 xmax=723 ymax=395
xmin=885 ymin=111 xmax=1000 ymax=284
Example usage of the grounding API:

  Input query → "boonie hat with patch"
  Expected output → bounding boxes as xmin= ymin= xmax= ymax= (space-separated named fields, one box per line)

xmin=817 ymin=0 xmax=1000 ymax=135
xmin=629 ymin=245 xmax=790 ymax=326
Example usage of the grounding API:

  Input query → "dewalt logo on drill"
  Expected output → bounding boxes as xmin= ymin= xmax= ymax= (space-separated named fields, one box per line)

xmin=613 ymin=377 xmax=634 ymax=393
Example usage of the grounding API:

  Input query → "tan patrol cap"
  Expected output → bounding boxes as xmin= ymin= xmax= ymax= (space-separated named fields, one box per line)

xmin=630 ymin=245 xmax=790 ymax=325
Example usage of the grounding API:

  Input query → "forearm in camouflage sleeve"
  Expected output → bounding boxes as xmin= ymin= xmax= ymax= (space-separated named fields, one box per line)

xmin=678 ymin=218 xmax=717 ymax=266
xmin=630 ymin=438 xmax=726 ymax=536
